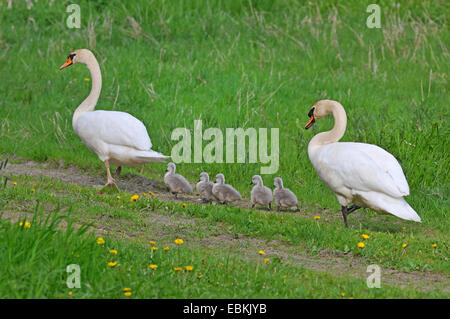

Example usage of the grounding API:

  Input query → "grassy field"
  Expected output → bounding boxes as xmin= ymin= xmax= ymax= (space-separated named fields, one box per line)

xmin=0 ymin=0 xmax=448 ymax=298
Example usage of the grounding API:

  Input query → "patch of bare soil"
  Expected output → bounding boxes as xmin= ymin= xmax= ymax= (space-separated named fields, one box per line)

xmin=2 ymin=160 xmax=404 ymax=226
xmin=1 ymin=159 xmax=448 ymax=293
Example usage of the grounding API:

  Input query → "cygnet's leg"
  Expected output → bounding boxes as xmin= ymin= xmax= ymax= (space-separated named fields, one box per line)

xmin=295 ymin=204 xmax=300 ymax=212
xmin=103 ymin=160 xmax=117 ymax=188
xmin=268 ymin=203 xmax=272 ymax=211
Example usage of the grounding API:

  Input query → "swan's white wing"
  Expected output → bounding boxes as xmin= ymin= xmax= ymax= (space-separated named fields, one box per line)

xmin=318 ymin=142 xmax=409 ymax=197
xmin=76 ymin=110 xmax=152 ymax=151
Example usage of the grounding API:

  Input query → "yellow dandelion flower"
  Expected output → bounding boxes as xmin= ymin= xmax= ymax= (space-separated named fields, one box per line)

xmin=19 ymin=221 xmax=31 ymax=228
xmin=109 ymin=249 xmax=118 ymax=255
xmin=96 ymin=237 xmax=105 ymax=245
xmin=149 ymin=241 xmax=156 ymax=245
xmin=197 ymin=272 xmax=202 ymax=279
xmin=174 ymin=267 xmax=183 ymax=272
xmin=402 ymin=243 xmax=407 ymax=249
xmin=84 ymin=77 xmax=90 ymax=82
xmin=402 ymin=227 xmax=406 ymax=230
xmin=33 ymin=184 xmax=37 ymax=187
xmin=174 ymin=238 xmax=184 ymax=245
xmin=124 ymin=291 xmax=132 ymax=297
xmin=313 ymin=216 xmax=320 ymax=220
xmin=130 ymin=195 xmax=139 ymax=202
xmin=142 ymin=192 xmax=147 ymax=197
xmin=163 ymin=246 xmax=170 ymax=251
xmin=12 ymin=181 xmax=17 ymax=186
xmin=341 ymin=292 xmax=345 ymax=297
xmin=149 ymin=264 xmax=158 ymax=270
xmin=116 ymin=195 xmax=121 ymax=200
xmin=185 ymin=265 xmax=194 ymax=271
xmin=123 ymin=287 xmax=131 ymax=292
xmin=258 ymin=250 xmax=265 ymax=255
xmin=68 ymin=291 xmax=73 ymax=296
xmin=348 ymin=297 xmax=354 ymax=300
xmin=432 ymin=243 xmax=437 ymax=248
xmin=361 ymin=234 xmax=370 ymax=240
xmin=148 ymin=191 xmax=155 ymax=197
xmin=151 ymin=246 xmax=158 ymax=251
xmin=264 ymin=258 xmax=269 ymax=264
xmin=357 ymin=242 xmax=365 ymax=248
xmin=182 ymin=203 xmax=187 ymax=208
xmin=108 ymin=261 xmax=117 ymax=267
xmin=31 ymin=188 xmax=35 ymax=192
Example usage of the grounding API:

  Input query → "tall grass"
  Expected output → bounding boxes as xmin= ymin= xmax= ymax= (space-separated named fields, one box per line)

xmin=0 ymin=201 xmax=446 ymax=298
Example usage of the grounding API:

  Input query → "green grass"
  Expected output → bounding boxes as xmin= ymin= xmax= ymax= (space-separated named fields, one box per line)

xmin=0 ymin=0 xmax=449 ymax=298
xmin=3 ymin=176 xmax=449 ymax=274
xmin=0 ymin=204 xmax=446 ymax=299
xmin=0 ymin=175 xmax=448 ymax=298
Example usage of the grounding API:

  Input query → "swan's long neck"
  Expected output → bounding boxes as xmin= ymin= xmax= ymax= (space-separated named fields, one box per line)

xmin=308 ymin=101 xmax=347 ymax=155
xmin=72 ymin=53 xmax=102 ymax=127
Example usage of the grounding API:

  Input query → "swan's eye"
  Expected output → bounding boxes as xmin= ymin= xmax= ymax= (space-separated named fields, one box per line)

xmin=60 ymin=53 xmax=77 ymax=70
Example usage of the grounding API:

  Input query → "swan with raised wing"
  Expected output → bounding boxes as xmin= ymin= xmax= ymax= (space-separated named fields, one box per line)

xmin=60 ymin=49 xmax=169 ymax=188
xmin=304 ymin=99 xmax=421 ymax=227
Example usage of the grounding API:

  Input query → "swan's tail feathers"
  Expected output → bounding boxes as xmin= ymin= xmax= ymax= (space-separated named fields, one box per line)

xmin=359 ymin=191 xmax=421 ymax=222
xmin=136 ymin=150 xmax=170 ymax=163
xmin=383 ymin=197 xmax=421 ymax=222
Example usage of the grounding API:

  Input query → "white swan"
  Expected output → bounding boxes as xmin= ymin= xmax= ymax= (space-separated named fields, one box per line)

xmin=60 ymin=49 xmax=169 ymax=187
xmin=305 ymin=99 xmax=421 ymax=227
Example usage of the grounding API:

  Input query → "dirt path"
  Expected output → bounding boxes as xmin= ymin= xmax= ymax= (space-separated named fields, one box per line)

xmin=2 ymin=159 xmax=449 ymax=293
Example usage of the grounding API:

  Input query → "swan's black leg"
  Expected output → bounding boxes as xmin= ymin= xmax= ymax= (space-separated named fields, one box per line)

xmin=115 ymin=166 xmax=122 ymax=179
xmin=341 ymin=205 xmax=361 ymax=227
xmin=347 ymin=204 xmax=360 ymax=213
xmin=341 ymin=206 xmax=349 ymax=227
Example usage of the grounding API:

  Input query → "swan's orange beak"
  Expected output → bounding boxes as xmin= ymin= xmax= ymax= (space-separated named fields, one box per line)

xmin=59 ymin=57 xmax=73 ymax=70
xmin=305 ymin=116 xmax=315 ymax=129
xmin=305 ymin=107 xmax=316 ymax=129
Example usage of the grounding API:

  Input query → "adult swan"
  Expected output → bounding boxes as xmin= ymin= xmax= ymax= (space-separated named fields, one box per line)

xmin=60 ymin=49 xmax=169 ymax=188
xmin=304 ymin=99 xmax=421 ymax=227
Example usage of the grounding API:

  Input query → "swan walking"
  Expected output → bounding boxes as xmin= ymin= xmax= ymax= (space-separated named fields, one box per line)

xmin=212 ymin=174 xmax=242 ymax=205
xmin=196 ymin=172 xmax=215 ymax=203
xmin=273 ymin=177 xmax=299 ymax=212
xmin=304 ymin=99 xmax=421 ymax=227
xmin=250 ymin=175 xmax=272 ymax=210
xmin=60 ymin=49 xmax=169 ymax=188
xmin=164 ymin=162 xmax=193 ymax=198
